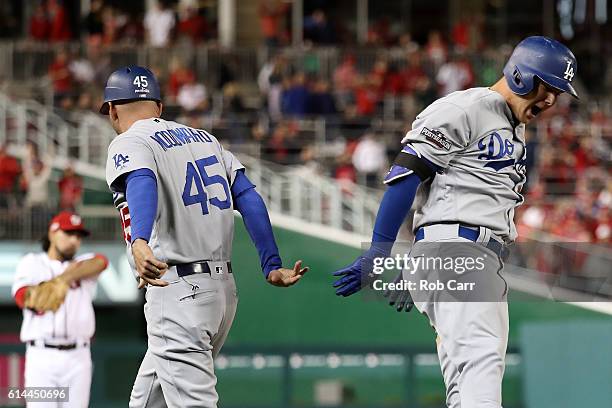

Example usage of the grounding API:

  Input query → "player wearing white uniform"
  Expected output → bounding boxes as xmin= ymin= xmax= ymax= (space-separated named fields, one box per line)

xmin=332 ymin=37 xmax=579 ymax=407
xmin=101 ymin=66 xmax=308 ymax=408
xmin=12 ymin=211 xmax=109 ymax=408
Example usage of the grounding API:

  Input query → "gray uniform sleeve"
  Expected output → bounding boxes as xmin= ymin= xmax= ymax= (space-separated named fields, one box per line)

xmin=401 ymin=102 xmax=471 ymax=168
xmin=106 ymin=135 xmax=158 ymax=193
xmin=219 ymin=145 xmax=245 ymax=186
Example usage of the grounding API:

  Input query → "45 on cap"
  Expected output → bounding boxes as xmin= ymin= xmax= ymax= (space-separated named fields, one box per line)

xmin=99 ymin=66 xmax=161 ymax=114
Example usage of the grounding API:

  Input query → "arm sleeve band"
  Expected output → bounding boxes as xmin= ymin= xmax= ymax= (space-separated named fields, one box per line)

xmin=392 ymin=145 xmax=439 ymax=181
xmin=232 ymin=172 xmax=283 ymax=278
xmin=125 ymin=169 xmax=158 ymax=243
xmin=369 ymin=173 xmax=421 ymax=257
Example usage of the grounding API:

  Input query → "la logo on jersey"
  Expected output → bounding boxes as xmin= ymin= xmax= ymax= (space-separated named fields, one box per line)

xmin=477 ymin=132 xmax=515 ymax=171
xmin=563 ymin=60 xmax=574 ymax=81
xmin=113 ymin=153 xmax=130 ymax=170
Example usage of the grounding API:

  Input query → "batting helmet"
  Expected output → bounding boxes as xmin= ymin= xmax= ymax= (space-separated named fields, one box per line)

xmin=99 ymin=66 xmax=161 ymax=114
xmin=503 ymin=36 xmax=578 ymax=99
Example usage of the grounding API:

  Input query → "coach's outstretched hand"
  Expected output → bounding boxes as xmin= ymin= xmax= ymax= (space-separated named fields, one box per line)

xmin=132 ymin=239 xmax=169 ymax=288
xmin=267 ymin=260 xmax=309 ymax=287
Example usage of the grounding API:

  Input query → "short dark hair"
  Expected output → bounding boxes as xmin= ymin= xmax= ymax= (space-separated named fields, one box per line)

xmin=41 ymin=234 xmax=50 ymax=252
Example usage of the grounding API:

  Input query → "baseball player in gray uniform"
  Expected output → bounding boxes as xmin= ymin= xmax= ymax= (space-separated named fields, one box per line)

xmin=101 ymin=66 xmax=308 ymax=408
xmin=332 ymin=37 xmax=578 ymax=407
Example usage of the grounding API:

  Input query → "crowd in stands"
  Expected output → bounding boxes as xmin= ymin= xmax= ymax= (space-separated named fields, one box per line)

xmin=0 ymin=1 xmax=609 ymax=243
xmin=0 ymin=142 xmax=83 ymax=238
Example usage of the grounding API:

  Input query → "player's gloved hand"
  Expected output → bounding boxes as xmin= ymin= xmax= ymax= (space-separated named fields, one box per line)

xmin=24 ymin=277 xmax=70 ymax=313
xmin=332 ymin=247 xmax=386 ymax=297
xmin=267 ymin=260 xmax=309 ymax=287
xmin=131 ymin=239 xmax=169 ymax=288
xmin=383 ymin=271 xmax=414 ymax=312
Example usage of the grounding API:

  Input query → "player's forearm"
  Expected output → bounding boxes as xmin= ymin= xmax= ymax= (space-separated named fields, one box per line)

xmin=125 ymin=169 xmax=158 ymax=242
xmin=59 ymin=255 xmax=109 ymax=284
xmin=369 ymin=173 xmax=421 ymax=256
xmin=234 ymin=186 xmax=282 ymax=277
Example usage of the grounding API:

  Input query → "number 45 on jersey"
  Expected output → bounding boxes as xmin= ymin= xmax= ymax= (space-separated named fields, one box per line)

xmin=182 ymin=155 xmax=231 ymax=215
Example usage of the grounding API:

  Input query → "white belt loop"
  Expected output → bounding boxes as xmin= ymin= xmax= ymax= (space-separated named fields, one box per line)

xmin=477 ymin=226 xmax=492 ymax=244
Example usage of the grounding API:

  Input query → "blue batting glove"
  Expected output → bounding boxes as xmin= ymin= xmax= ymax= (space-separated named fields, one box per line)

xmin=383 ymin=271 xmax=415 ymax=312
xmin=332 ymin=247 xmax=387 ymax=297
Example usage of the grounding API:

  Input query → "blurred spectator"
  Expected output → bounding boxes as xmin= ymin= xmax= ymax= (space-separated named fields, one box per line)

xmin=48 ymin=0 xmax=72 ymax=42
xmin=263 ymin=122 xmax=290 ymax=163
xmin=333 ymin=54 xmax=358 ymax=109
xmin=29 ymin=3 xmax=49 ymax=41
xmin=397 ymin=32 xmax=419 ymax=53
xmin=369 ymin=58 xmax=388 ymax=100
xmin=352 ymin=133 xmax=387 ymax=187
xmin=167 ymin=57 xmax=195 ymax=102
xmin=218 ymin=57 xmax=239 ymax=89
xmin=69 ymin=51 xmax=95 ymax=85
xmin=120 ymin=10 xmax=144 ymax=44
xmin=23 ymin=143 xmax=52 ymax=237
xmin=144 ymin=1 xmax=175 ymax=47
xmin=0 ymin=0 xmax=19 ymax=38
xmin=353 ymin=75 xmax=378 ymax=117
xmin=303 ymin=9 xmax=335 ymax=45
xmin=383 ymin=63 xmax=404 ymax=96
xmin=177 ymin=4 xmax=209 ymax=44
xmin=451 ymin=13 xmax=484 ymax=51
xmin=101 ymin=5 xmax=120 ymax=44
xmin=82 ymin=0 xmax=104 ymax=42
xmin=177 ymin=76 xmax=208 ymax=113
xmin=334 ymin=150 xmax=357 ymax=194
xmin=436 ymin=52 xmax=474 ymax=96
xmin=282 ymin=72 xmax=309 ymax=117
xmin=0 ymin=144 xmax=21 ymax=210
xmin=48 ymin=49 xmax=74 ymax=104
xmin=258 ymin=0 xmax=290 ymax=47
xmin=222 ymin=82 xmax=246 ymax=115
xmin=451 ymin=16 xmax=470 ymax=51
xmin=86 ymin=38 xmax=112 ymax=86
xmin=425 ymin=30 xmax=447 ymax=68
xmin=307 ymin=78 xmax=336 ymax=115
xmin=58 ymin=165 xmax=83 ymax=211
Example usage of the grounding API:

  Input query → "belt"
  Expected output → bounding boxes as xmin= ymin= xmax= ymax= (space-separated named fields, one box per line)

xmin=28 ymin=340 xmax=88 ymax=350
xmin=415 ymin=224 xmax=509 ymax=261
xmin=176 ymin=261 xmax=232 ymax=278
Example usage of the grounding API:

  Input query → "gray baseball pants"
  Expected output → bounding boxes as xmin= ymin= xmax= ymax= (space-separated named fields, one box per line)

xmin=404 ymin=225 xmax=509 ymax=408
xmin=129 ymin=266 xmax=238 ymax=408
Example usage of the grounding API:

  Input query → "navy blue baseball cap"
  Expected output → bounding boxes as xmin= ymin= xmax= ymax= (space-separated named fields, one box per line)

xmin=100 ymin=66 xmax=161 ymax=114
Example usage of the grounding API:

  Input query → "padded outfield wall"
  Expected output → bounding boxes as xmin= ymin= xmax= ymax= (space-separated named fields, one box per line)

xmin=0 ymin=217 xmax=610 ymax=407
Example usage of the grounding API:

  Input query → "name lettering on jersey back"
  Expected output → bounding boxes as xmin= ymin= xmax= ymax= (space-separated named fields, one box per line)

xmin=149 ymin=127 xmax=213 ymax=151
xmin=477 ymin=132 xmax=516 ymax=171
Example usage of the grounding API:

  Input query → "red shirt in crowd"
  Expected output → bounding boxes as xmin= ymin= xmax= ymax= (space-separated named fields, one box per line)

xmin=48 ymin=0 xmax=72 ymax=41
xmin=58 ymin=173 xmax=83 ymax=211
xmin=0 ymin=152 xmax=21 ymax=193
xmin=167 ymin=67 xmax=196 ymax=98
xmin=29 ymin=8 xmax=49 ymax=40
xmin=49 ymin=56 xmax=73 ymax=94
xmin=178 ymin=11 xmax=209 ymax=43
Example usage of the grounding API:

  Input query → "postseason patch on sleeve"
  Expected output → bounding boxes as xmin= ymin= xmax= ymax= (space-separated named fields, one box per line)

xmin=420 ymin=127 xmax=451 ymax=151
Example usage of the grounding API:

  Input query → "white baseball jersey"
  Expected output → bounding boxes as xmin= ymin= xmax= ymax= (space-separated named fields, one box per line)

xmin=398 ymin=87 xmax=527 ymax=242
xmin=105 ymin=118 xmax=244 ymax=272
xmin=11 ymin=253 xmax=98 ymax=342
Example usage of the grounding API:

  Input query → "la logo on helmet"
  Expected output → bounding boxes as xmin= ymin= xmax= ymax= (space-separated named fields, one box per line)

xmin=563 ymin=60 xmax=575 ymax=81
